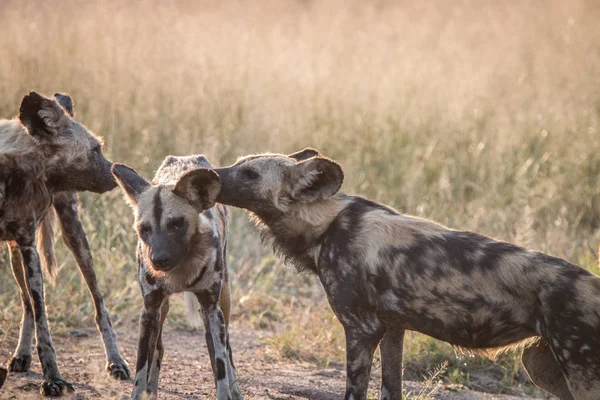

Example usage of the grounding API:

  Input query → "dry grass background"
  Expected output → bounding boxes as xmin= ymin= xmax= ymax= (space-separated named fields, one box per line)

xmin=0 ymin=0 xmax=599 ymax=396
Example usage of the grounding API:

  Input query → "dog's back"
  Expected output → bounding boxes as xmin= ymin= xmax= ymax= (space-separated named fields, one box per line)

xmin=153 ymin=154 xmax=213 ymax=185
xmin=0 ymin=119 xmax=34 ymax=154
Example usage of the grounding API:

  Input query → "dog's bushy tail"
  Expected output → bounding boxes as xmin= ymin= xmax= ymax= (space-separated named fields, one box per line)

xmin=184 ymin=292 xmax=203 ymax=329
xmin=37 ymin=208 xmax=57 ymax=282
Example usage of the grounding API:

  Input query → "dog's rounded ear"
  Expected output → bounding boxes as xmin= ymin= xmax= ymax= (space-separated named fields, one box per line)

xmin=291 ymin=156 xmax=344 ymax=202
xmin=288 ymin=148 xmax=320 ymax=161
xmin=53 ymin=93 xmax=75 ymax=117
xmin=173 ymin=168 xmax=221 ymax=212
xmin=112 ymin=163 xmax=150 ymax=206
xmin=19 ymin=91 xmax=67 ymax=141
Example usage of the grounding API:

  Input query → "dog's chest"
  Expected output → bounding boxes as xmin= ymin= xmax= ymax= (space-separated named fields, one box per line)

xmin=0 ymin=205 xmax=50 ymax=243
xmin=0 ymin=179 xmax=52 ymax=242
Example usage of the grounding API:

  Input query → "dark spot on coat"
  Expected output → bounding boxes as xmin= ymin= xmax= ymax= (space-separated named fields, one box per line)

xmin=145 ymin=271 xmax=156 ymax=286
xmin=216 ymin=358 xmax=226 ymax=380
xmin=153 ymin=187 xmax=163 ymax=226
xmin=188 ymin=262 xmax=208 ymax=288
xmin=30 ymin=288 xmax=44 ymax=322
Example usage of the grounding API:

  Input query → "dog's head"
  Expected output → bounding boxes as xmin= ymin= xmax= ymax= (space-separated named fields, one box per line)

xmin=213 ymin=148 xmax=344 ymax=220
xmin=112 ymin=163 xmax=221 ymax=272
xmin=18 ymin=91 xmax=116 ymax=193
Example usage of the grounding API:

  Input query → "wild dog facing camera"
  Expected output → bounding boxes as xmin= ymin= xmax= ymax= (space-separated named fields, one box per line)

xmin=112 ymin=163 xmax=221 ymax=271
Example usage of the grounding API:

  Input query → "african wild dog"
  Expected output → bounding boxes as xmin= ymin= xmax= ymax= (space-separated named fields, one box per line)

xmin=4 ymin=95 xmax=130 ymax=388
xmin=112 ymin=155 xmax=243 ymax=400
xmin=0 ymin=92 xmax=122 ymax=395
xmin=213 ymin=148 xmax=600 ymax=400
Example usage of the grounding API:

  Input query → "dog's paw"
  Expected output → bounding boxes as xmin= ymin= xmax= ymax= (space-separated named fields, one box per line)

xmin=231 ymin=384 xmax=245 ymax=400
xmin=40 ymin=377 xmax=74 ymax=397
xmin=8 ymin=355 xmax=32 ymax=372
xmin=106 ymin=359 xmax=130 ymax=380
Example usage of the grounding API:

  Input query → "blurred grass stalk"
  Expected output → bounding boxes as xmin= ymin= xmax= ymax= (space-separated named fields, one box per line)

xmin=0 ymin=0 xmax=598 ymax=396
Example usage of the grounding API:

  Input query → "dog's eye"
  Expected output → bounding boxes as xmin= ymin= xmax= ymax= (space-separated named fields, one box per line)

xmin=242 ymin=168 xmax=259 ymax=181
xmin=92 ymin=145 xmax=101 ymax=154
xmin=167 ymin=217 xmax=186 ymax=231
xmin=139 ymin=223 xmax=152 ymax=237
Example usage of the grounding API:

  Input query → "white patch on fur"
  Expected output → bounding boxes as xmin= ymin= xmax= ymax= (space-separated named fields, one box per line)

xmin=535 ymin=320 xmax=541 ymax=335
xmin=580 ymin=344 xmax=591 ymax=352
xmin=198 ymin=213 xmax=212 ymax=233
xmin=310 ymin=244 xmax=322 ymax=267
xmin=0 ymin=120 xmax=35 ymax=153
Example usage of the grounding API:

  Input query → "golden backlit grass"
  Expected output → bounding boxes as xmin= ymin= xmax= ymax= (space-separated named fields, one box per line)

xmin=0 ymin=0 xmax=599 ymax=396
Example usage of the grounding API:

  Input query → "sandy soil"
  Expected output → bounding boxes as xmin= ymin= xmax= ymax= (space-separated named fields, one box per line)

xmin=0 ymin=324 xmax=545 ymax=400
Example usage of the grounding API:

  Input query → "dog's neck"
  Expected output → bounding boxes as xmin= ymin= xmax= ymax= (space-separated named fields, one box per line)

xmin=252 ymin=193 xmax=352 ymax=273
xmin=0 ymin=120 xmax=65 ymax=195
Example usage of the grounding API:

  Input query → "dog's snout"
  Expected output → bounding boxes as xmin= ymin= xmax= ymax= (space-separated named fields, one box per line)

xmin=151 ymin=254 xmax=171 ymax=270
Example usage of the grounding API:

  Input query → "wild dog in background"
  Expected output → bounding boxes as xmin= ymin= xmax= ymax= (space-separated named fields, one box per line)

xmin=213 ymin=148 xmax=600 ymax=400
xmin=6 ymin=94 xmax=130 ymax=386
xmin=112 ymin=155 xmax=243 ymax=400
xmin=0 ymin=92 xmax=121 ymax=395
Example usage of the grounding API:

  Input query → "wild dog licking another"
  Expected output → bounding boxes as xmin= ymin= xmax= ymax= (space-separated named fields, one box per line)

xmin=113 ymin=155 xmax=243 ymax=400
xmin=0 ymin=92 xmax=120 ymax=396
xmin=213 ymin=148 xmax=600 ymax=400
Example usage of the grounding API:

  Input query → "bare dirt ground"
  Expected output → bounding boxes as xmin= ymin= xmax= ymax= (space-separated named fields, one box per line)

xmin=0 ymin=323 xmax=544 ymax=400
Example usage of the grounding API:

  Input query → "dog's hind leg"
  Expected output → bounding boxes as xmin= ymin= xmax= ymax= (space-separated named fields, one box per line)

xmin=522 ymin=340 xmax=574 ymax=400
xmin=53 ymin=192 xmax=130 ymax=380
xmin=7 ymin=242 xmax=34 ymax=373
xmin=379 ymin=329 xmax=405 ymax=400
xmin=17 ymin=238 xmax=73 ymax=396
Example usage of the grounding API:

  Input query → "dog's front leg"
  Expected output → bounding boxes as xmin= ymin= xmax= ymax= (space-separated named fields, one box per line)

xmin=197 ymin=286 xmax=234 ymax=400
xmin=146 ymin=298 xmax=169 ymax=396
xmin=132 ymin=290 xmax=164 ymax=399
xmin=17 ymin=238 xmax=74 ymax=396
xmin=53 ymin=192 xmax=129 ymax=380
xmin=379 ymin=329 xmax=405 ymax=400
xmin=220 ymin=270 xmax=244 ymax=400
xmin=343 ymin=323 xmax=384 ymax=400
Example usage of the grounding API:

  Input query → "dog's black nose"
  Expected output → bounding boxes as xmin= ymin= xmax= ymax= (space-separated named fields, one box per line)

xmin=151 ymin=255 xmax=170 ymax=270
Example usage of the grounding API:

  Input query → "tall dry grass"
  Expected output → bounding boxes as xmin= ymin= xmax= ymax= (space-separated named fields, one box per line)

xmin=0 ymin=0 xmax=599 ymax=395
